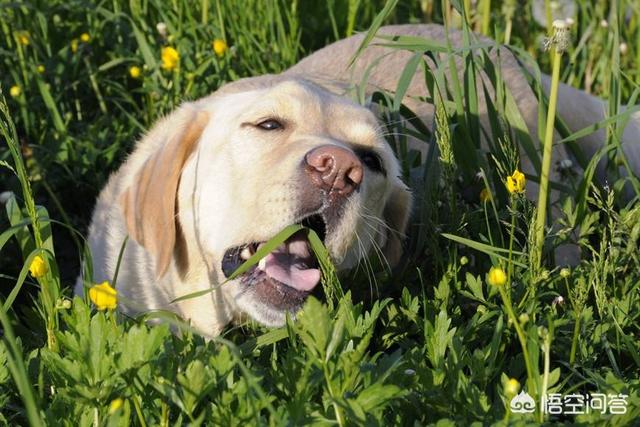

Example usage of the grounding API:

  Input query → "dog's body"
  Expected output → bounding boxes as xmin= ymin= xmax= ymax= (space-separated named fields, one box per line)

xmin=76 ymin=24 xmax=640 ymax=337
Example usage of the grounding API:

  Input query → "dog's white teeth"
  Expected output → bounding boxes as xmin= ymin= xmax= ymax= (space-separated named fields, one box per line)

xmin=258 ymin=257 xmax=266 ymax=271
xmin=240 ymin=247 xmax=252 ymax=260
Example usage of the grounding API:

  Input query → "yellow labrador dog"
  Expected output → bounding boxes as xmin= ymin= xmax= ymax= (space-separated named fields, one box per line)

xmin=76 ymin=24 xmax=639 ymax=337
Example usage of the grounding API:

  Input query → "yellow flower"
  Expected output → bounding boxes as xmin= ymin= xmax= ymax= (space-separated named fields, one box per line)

xmin=9 ymin=85 xmax=21 ymax=98
xmin=161 ymin=46 xmax=179 ymax=71
xmin=71 ymin=38 xmax=79 ymax=53
xmin=504 ymin=378 xmax=520 ymax=397
xmin=37 ymin=65 xmax=45 ymax=74
xmin=89 ymin=281 xmax=117 ymax=310
xmin=29 ymin=255 xmax=48 ymax=278
xmin=212 ymin=39 xmax=228 ymax=57
xmin=17 ymin=31 xmax=30 ymax=46
xmin=80 ymin=32 xmax=90 ymax=43
xmin=560 ymin=267 xmax=570 ymax=278
xmin=109 ymin=398 xmax=124 ymax=414
xmin=480 ymin=187 xmax=492 ymax=203
xmin=129 ymin=66 xmax=141 ymax=79
xmin=487 ymin=266 xmax=507 ymax=287
xmin=506 ymin=169 xmax=526 ymax=194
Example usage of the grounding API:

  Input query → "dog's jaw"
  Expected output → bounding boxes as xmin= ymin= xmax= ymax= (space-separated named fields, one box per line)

xmin=232 ymin=281 xmax=300 ymax=327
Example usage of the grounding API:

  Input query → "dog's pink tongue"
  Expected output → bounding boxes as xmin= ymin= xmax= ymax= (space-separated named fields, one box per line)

xmin=260 ymin=235 xmax=320 ymax=292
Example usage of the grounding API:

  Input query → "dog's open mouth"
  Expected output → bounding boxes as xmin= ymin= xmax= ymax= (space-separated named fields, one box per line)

xmin=221 ymin=214 xmax=327 ymax=309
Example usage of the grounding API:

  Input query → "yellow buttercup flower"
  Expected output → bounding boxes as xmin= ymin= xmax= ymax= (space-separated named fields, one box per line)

xmin=487 ymin=266 xmax=507 ymax=287
xmin=29 ymin=255 xmax=48 ymax=278
xmin=109 ymin=398 xmax=124 ymax=414
xmin=506 ymin=169 xmax=526 ymax=194
xmin=161 ymin=46 xmax=179 ymax=71
xmin=80 ymin=32 xmax=90 ymax=43
xmin=129 ymin=66 xmax=141 ymax=79
xmin=212 ymin=39 xmax=228 ymax=57
xmin=17 ymin=31 xmax=30 ymax=46
xmin=480 ymin=187 xmax=492 ymax=203
xmin=9 ymin=85 xmax=21 ymax=98
xmin=37 ymin=65 xmax=45 ymax=73
xmin=89 ymin=281 xmax=117 ymax=310
xmin=504 ymin=378 xmax=520 ymax=397
xmin=71 ymin=38 xmax=79 ymax=53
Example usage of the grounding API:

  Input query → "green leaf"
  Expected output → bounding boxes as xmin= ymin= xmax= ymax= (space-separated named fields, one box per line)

xmin=356 ymin=384 xmax=403 ymax=411
xmin=297 ymin=297 xmax=331 ymax=359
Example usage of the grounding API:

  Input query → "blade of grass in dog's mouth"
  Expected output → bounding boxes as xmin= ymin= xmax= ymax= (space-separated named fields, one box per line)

xmin=172 ymin=224 xmax=318 ymax=303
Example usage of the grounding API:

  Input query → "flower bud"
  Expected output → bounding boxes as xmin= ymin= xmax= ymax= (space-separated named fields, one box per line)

xmin=504 ymin=378 xmax=520 ymax=397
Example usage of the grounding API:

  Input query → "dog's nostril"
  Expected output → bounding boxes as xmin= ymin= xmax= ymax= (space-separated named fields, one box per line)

xmin=305 ymin=145 xmax=363 ymax=195
xmin=347 ymin=164 xmax=363 ymax=186
xmin=306 ymin=152 xmax=334 ymax=172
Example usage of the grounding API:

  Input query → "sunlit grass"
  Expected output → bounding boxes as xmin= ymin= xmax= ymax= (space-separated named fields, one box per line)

xmin=1 ymin=0 xmax=639 ymax=424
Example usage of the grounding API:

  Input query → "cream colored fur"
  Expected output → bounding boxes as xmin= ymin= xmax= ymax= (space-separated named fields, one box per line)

xmin=76 ymin=24 xmax=639 ymax=337
xmin=76 ymin=77 xmax=408 ymax=336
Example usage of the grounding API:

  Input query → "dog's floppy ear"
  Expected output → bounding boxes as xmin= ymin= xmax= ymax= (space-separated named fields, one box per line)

xmin=382 ymin=181 xmax=412 ymax=268
xmin=121 ymin=108 xmax=209 ymax=278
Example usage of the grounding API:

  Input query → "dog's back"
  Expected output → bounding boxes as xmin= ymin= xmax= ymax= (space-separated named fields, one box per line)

xmin=286 ymin=24 xmax=640 ymax=195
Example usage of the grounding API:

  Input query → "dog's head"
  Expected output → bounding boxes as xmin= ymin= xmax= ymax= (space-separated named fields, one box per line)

xmin=122 ymin=76 xmax=411 ymax=327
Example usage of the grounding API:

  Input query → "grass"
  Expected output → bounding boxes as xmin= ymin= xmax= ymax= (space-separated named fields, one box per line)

xmin=1 ymin=0 xmax=640 ymax=425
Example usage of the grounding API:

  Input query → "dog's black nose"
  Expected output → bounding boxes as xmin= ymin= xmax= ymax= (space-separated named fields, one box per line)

xmin=304 ymin=145 xmax=363 ymax=196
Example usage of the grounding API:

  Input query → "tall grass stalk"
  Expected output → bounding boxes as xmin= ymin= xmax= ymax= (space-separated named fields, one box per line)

xmin=1 ymin=93 xmax=59 ymax=351
xmin=534 ymin=20 xmax=570 ymax=267
xmin=480 ymin=0 xmax=491 ymax=36
xmin=569 ymin=311 xmax=581 ymax=365
xmin=495 ymin=280 xmax=537 ymax=412
xmin=502 ymin=0 xmax=515 ymax=44
xmin=0 ymin=299 xmax=44 ymax=426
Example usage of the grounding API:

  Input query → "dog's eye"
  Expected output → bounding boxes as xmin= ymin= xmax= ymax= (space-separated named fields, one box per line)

xmin=256 ymin=119 xmax=283 ymax=131
xmin=356 ymin=149 xmax=385 ymax=174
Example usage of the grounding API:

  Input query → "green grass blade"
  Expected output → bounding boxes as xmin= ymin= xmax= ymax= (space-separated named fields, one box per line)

xmin=171 ymin=224 xmax=305 ymax=303
xmin=0 ymin=302 xmax=44 ymax=427
xmin=442 ymin=233 xmax=527 ymax=267
xmin=347 ymin=0 xmax=399 ymax=67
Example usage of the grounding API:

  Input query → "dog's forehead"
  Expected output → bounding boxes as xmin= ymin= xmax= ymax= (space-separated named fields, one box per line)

xmin=272 ymin=79 xmax=376 ymax=118
xmin=268 ymin=79 xmax=381 ymax=143
xmin=205 ymin=77 xmax=383 ymax=148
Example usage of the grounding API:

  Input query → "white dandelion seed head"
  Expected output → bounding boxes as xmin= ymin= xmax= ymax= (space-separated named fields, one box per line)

xmin=552 ymin=19 xmax=568 ymax=29
xmin=543 ymin=20 xmax=571 ymax=53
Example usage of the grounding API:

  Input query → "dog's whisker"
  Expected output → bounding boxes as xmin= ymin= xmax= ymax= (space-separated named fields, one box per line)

xmin=354 ymin=216 xmax=386 ymax=295
xmin=361 ymin=208 xmax=408 ymax=240
xmin=358 ymin=214 xmax=391 ymax=272
xmin=353 ymin=228 xmax=377 ymax=292
xmin=357 ymin=219 xmax=389 ymax=300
